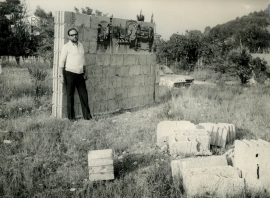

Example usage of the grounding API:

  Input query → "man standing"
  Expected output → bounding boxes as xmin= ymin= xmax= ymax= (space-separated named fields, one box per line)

xmin=59 ymin=28 xmax=92 ymax=121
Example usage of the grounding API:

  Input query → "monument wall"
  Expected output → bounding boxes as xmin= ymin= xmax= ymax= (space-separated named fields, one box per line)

xmin=52 ymin=11 xmax=158 ymax=118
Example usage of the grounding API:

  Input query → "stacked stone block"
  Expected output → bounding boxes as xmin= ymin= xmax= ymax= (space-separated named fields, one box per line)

xmin=198 ymin=122 xmax=236 ymax=148
xmin=156 ymin=121 xmax=197 ymax=147
xmin=156 ymin=121 xmax=211 ymax=155
xmin=171 ymin=156 xmax=245 ymax=197
xmin=85 ymin=53 xmax=157 ymax=115
xmin=168 ymin=129 xmax=211 ymax=155
xmin=88 ymin=149 xmax=114 ymax=181
xmin=53 ymin=12 xmax=157 ymax=118
xmin=234 ymin=139 xmax=270 ymax=192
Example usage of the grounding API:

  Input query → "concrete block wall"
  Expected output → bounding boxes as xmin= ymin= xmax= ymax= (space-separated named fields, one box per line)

xmin=234 ymin=139 xmax=270 ymax=192
xmin=53 ymin=11 xmax=157 ymax=118
xmin=84 ymin=53 xmax=156 ymax=115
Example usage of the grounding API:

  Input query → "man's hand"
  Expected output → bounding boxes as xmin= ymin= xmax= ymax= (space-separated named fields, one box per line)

xmin=59 ymin=76 xmax=65 ymax=84
xmin=83 ymin=66 xmax=88 ymax=81
xmin=83 ymin=74 xmax=88 ymax=81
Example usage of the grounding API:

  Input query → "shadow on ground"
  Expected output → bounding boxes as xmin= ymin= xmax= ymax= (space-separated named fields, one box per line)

xmin=236 ymin=128 xmax=256 ymax=140
xmin=114 ymin=153 xmax=164 ymax=179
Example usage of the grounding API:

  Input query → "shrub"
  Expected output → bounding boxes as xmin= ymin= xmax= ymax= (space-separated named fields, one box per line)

xmin=251 ymin=57 xmax=268 ymax=84
xmin=27 ymin=65 xmax=48 ymax=107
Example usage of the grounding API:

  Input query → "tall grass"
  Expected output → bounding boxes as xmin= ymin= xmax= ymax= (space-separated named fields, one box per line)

xmin=0 ymin=63 xmax=52 ymax=118
xmin=1 ymin=63 xmax=270 ymax=197
xmin=165 ymin=85 xmax=270 ymax=141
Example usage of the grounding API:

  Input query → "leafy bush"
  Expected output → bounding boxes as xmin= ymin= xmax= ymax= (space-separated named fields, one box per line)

xmin=228 ymin=48 xmax=252 ymax=84
xmin=27 ymin=65 xmax=48 ymax=107
xmin=225 ymin=48 xmax=268 ymax=84
xmin=250 ymin=57 xmax=268 ymax=84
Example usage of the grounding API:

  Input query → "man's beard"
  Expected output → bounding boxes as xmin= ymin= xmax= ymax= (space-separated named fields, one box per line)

xmin=71 ymin=39 xmax=78 ymax=43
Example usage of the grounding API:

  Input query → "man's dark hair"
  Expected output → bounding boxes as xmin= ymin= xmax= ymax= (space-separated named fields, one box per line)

xmin=68 ymin=28 xmax=78 ymax=36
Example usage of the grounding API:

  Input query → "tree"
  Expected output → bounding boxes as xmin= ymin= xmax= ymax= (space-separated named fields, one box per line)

xmin=227 ymin=48 xmax=268 ymax=84
xmin=0 ymin=0 xmax=22 ymax=16
xmin=137 ymin=10 xmax=144 ymax=21
xmin=34 ymin=6 xmax=54 ymax=67
xmin=228 ymin=48 xmax=252 ymax=84
xmin=208 ymin=9 xmax=269 ymax=53
xmin=74 ymin=7 xmax=108 ymax=16
xmin=0 ymin=0 xmax=22 ymax=56
xmin=0 ymin=0 xmax=36 ymax=65
xmin=203 ymin=26 xmax=211 ymax=35
xmin=0 ymin=16 xmax=11 ymax=55
xmin=235 ymin=25 xmax=270 ymax=53
xmin=81 ymin=7 xmax=93 ymax=15
xmin=95 ymin=10 xmax=102 ymax=16
xmin=250 ymin=57 xmax=267 ymax=84
xmin=74 ymin=7 xmax=80 ymax=14
xmin=184 ymin=30 xmax=203 ymax=66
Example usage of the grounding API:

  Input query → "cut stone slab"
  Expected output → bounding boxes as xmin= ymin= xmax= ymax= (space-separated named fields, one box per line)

xmin=199 ymin=122 xmax=236 ymax=147
xmin=89 ymin=165 xmax=114 ymax=174
xmin=182 ymin=166 xmax=241 ymax=180
xmin=156 ymin=121 xmax=196 ymax=147
xmin=218 ymin=123 xmax=236 ymax=144
xmin=89 ymin=173 xmax=114 ymax=181
xmin=156 ymin=121 xmax=177 ymax=147
xmin=171 ymin=156 xmax=243 ymax=197
xmin=171 ymin=155 xmax=228 ymax=179
xmin=88 ymin=149 xmax=114 ymax=181
xmin=176 ymin=121 xmax=197 ymax=131
xmin=168 ymin=129 xmax=211 ymax=155
xmin=223 ymin=148 xmax=234 ymax=166
xmin=234 ymin=139 xmax=270 ymax=193
xmin=88 ymin=149 xmax=113 ymax=159
xmin=184 ymin=174 xmax=244 ymax=197
xmin=199 ymin=123 xmax=217 ymax=146
xmin=88 ymin=158 xmax=113 ymax=167
xmin=169 ymin=140 xmax=198 ymax=155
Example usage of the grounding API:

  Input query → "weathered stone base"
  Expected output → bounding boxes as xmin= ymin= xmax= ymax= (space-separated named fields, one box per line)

xmin=171 ymin=155 xmax=244 ymax=197
xmin=234 ymin=139 xmax=270 ymax=193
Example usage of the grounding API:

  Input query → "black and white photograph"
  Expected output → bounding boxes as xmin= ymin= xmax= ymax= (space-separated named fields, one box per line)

xmin=0 ymin=0 xmax=270 ymax=197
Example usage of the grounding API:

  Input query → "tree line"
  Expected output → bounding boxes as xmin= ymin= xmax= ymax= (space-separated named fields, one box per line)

xmin=0 ymin=0 xmax=52 ymax=65
xmin=155 ymin=8 xmax=270 ymax=84
xmin=1 ymin=0 xmax=269 ymax=83
xmin=0 ymin=0 xmax=109 ymax=66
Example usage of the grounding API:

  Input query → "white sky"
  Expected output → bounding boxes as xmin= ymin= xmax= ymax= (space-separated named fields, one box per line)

xmin=25 ymin=0 xmax=270 ymax=40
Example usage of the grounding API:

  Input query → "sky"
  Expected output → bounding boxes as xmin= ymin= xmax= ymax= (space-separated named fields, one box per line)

xmin=25 ymin=0 xmax=270 ymax=40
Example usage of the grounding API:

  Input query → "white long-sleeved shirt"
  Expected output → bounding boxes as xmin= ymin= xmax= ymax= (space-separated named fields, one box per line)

xmin=59 ymin=41 xmax=85 ymax=74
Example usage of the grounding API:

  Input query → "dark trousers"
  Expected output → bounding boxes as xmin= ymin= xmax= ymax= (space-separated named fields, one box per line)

xmin=65 ymin=71 xmax=92 ymax=120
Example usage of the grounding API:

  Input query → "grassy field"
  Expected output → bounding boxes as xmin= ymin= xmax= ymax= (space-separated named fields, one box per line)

xmin=1 ymin=63 xmax=270 ymax=197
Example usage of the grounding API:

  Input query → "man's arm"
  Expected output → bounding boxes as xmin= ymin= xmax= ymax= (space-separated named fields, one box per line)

xmin=59 ymin=67 xmax=65 ymax=83
xmin=83 ymin=54 xmax=88 ymax=80
xmin=59 ymin=45 xmax=68 ymax=83
xmin=83 ymin=65 xmax=88 ymax=80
